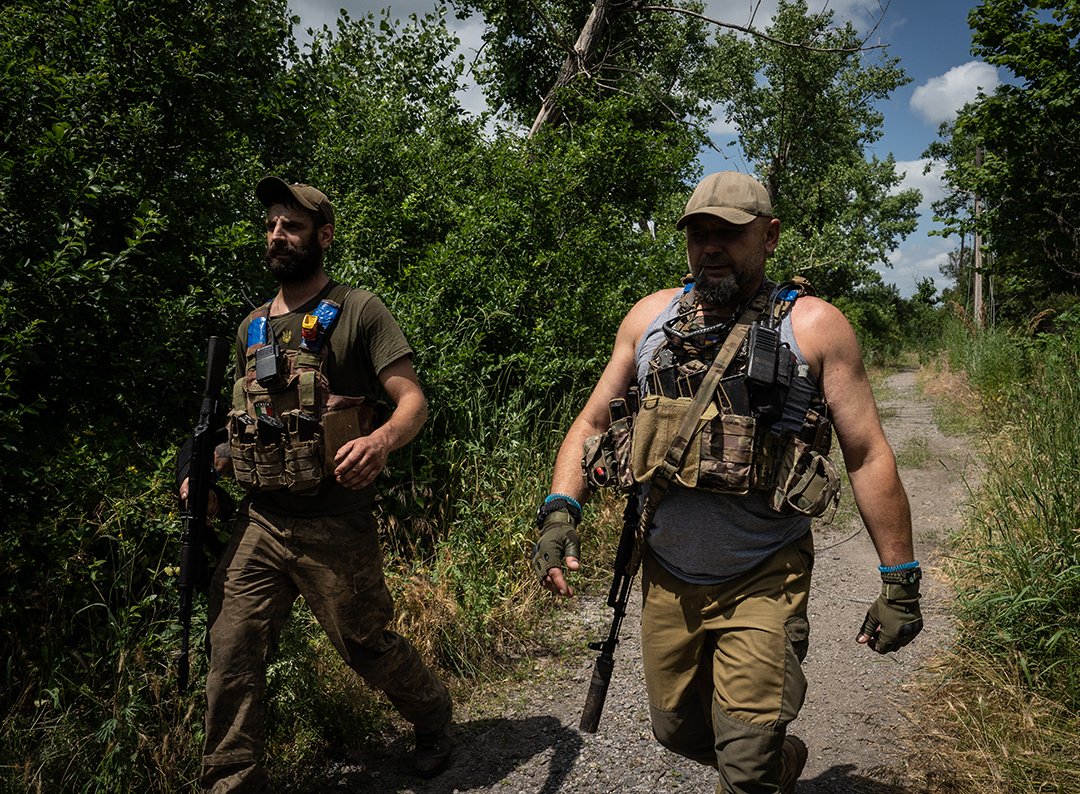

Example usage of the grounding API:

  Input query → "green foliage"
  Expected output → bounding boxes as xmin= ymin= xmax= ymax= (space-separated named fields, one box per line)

xmin=712 ymin=0 xmax=921 ymax=302
xmin=453 ymin=0 xmax=724 ymax=134
xmin=0 ymin=0 xmax=293 ymax=695
xmin=1 ymin=455 xmax=206 ymax=792
xmin=262 ymin=608 xmax=388 ymax=784
xmin=944 ymin=319 xmax=1027 ymax=400
xmin=927 ymin=0 xmax=1080 ymax=319
xmin=0 ymin=0 xmax=299 ymax=788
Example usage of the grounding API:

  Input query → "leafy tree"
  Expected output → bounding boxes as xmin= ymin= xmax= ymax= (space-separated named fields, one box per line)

xmin=0 ymin=0 xmax=295 ymax=748
xmin=709 ymin=0 xmax=921 ymax=301
xmin=452 ymin=0 xmax=725 ymax=139
xmin=929 ymin=0 xmax=1080 ymax=319
xmin=285 ymin=8 xmax=701 ymax=491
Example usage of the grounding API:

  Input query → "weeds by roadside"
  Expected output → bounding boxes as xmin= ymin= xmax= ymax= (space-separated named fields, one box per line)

xmin=894 ymin=435 xmax=931 ymax=468
xmin=910 ymin=318 xmax=1080 ymax=793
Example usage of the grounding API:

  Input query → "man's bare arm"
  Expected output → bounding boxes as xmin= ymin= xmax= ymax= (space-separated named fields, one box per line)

xmin=334 ymin=355 xmax=428 ymax=490
xmin=541 ymin=289 xmax=677 ymax=596
xmin=793 ymin=298 xmax=914 ymax=565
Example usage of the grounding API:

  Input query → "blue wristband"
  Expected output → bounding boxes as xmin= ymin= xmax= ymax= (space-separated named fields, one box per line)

xmin=879 ymin=560 xmax=920 ymax=573
xmin=544 ymin=493 xmax=582 ymax=514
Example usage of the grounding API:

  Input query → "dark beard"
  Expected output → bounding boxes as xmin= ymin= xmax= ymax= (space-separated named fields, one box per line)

xmin=695 ymin=274 xmax=739 ymax=307
xmin=265 ymin=235 xmax=322 ymax=284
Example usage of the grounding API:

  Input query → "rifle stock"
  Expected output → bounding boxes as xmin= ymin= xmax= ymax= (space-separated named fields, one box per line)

xmin=579 ymin=490 xmax=639 ymax=733
xmin=177 ymin=336 xmax=229 ymax=694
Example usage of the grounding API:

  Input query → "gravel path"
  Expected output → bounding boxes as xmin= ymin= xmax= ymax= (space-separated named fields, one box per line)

xmin=320 ymin=367 xmax=978 ymax=793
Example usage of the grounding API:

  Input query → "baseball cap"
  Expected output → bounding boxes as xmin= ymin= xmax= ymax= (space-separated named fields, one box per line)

xmin=256 ymin=176 xmax=335 ymax=227
xmin=675 ymin=171 xmax=773 ymax=229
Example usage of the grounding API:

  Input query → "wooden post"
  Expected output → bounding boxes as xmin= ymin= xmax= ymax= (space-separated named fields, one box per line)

xmin=973 ymin=145 xmax=984 ymax=328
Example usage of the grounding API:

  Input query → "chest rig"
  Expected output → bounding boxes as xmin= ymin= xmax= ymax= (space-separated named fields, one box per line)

xmin=583 ymin=278 xmax=839 ymax=524
xmin=228 ymin=283 xmax=376 ymax=494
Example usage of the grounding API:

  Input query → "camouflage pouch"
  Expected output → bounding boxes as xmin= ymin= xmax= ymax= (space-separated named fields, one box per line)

xmin=253 ymin=424 xmax=287 ymax=491
xmin=630 ymin=394 xmax=759 ymax=495
xmin=697 ymin=412 xmax=756 ymax=494
xmin=770 ymin=437 xmax=840 ymax=519
xmin=582 ymin=415 xmax=634 ymax=492
xmin=227 ymin=409 xmax=259 ymax=490
xmin=281 ymin=409 xmax=323 ymax=493
xmin=321 ymin=396 xmax=376 ymax=470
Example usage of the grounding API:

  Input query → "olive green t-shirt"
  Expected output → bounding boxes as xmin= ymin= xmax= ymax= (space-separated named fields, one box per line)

xmin=234 ymin=280 xmax=413 ymax=516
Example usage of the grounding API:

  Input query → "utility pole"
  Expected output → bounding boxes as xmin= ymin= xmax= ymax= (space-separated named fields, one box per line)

xmin=973 ymin=145 xmax=984 ymax=328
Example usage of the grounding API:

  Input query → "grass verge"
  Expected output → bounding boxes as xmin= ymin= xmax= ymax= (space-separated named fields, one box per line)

xmin=908 ymin=324 xmax=1080 ymax=793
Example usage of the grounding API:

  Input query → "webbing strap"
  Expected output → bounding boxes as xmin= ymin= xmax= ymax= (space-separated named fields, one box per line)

xmin=629 ymin=290 xmax=771 ymax=574
xmin=298 ymin=370 xmax=317 ymax=411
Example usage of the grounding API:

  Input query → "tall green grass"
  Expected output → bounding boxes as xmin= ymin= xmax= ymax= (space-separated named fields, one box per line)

xmin=942 ymin=315 xmax=1026 ymax=402
xmin=953 ymin=329 xmax=1080 ymax=706
xmin=926 ymin=320 xmax=1080 ymax=790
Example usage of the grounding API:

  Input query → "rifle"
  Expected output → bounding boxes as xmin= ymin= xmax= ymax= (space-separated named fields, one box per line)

xmin=579 ymin=487 xmax=639 ymax=733
xmin=177 ymin=336 xmax=230 ymax=694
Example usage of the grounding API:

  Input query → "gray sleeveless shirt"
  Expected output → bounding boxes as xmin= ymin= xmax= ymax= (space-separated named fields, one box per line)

xmin=634 ymin=290 xmax=814 ymax=585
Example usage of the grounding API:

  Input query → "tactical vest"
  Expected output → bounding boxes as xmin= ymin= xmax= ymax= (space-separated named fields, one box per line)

xmin=582 ymin=279 xmax=840 ymax=519
xmin=228 ymin=283 xmax=377 ymax=494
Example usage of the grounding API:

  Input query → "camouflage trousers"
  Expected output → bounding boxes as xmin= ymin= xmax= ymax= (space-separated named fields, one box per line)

xmin=641 ymin=531 xmax=813 ymax=794
xmin=200 ymin=504 xmax=452 ymax=793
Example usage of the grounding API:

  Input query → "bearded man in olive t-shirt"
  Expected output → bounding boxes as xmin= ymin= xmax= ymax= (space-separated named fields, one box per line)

xmin=190 ymin=177 xmax=453 ymax=791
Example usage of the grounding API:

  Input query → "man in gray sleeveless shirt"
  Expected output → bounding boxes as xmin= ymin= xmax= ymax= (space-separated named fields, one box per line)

xmin=532 ymin=172 xmax=923 ymax=794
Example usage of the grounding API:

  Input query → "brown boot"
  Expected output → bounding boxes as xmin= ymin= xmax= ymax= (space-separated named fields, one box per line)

xmin=778 ymin=734 xmax=807 ymax=793
xmin=413 ymin=719 xmax=452 ymax=778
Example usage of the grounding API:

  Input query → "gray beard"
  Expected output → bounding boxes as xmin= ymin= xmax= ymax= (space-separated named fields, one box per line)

xmin=695 ymin=274 xmax=739 ymax=307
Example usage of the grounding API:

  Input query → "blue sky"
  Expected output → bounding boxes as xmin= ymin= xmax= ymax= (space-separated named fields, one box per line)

xmin=290 ymin=0 xmax=995 ymax=297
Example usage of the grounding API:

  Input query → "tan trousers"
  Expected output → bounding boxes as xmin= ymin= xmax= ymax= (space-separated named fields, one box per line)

xmin=641 ymin=531 xmax=813 ymax=794
xmin=200 ymin=504 xmax=451 ymax=793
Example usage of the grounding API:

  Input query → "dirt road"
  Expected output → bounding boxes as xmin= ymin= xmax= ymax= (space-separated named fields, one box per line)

xmin=321 ymin=366 xmax=977 ymax=793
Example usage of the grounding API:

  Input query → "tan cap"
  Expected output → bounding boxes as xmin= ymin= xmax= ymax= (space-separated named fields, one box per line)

xmin=675 ymin=171 xmax=773 ymax=229
xmin=256 ymin=176 xmax=335 ymax=227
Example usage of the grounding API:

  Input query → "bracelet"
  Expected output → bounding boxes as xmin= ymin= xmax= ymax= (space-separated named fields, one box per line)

xmin=544 ymin=493 xmax=582 ymax=514
xmin=879 ymin=560 xmax=920 ymax=573
xmin=536 ymin=494 xmax=583 ymax=528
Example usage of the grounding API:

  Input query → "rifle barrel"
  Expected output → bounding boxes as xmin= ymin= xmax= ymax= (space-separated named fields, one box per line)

xmin=579 ymin=491 xmax=638 ymax=733
xmin=176 ymin=335 xmax=229 ymax=695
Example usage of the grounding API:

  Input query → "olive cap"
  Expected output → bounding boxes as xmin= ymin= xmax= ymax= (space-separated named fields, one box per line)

xmin=676 ymin=171 xmax=773 ymax=229
xmin=256 ymin=177 xmax=335 ymax=227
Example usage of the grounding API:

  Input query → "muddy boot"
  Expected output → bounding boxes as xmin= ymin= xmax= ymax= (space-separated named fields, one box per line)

xmin=779 ymin=734 xmax=807 ymax=794
xmin=413 ymin=717 xmax=452 ymax=778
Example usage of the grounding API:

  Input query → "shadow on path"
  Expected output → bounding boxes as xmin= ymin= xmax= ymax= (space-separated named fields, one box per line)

xmin=798 ymin=764 xmax=912 ymax=793
xmin=302 ymin=714 xmax=583 ymax=793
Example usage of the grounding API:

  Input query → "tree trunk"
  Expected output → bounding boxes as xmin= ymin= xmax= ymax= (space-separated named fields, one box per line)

xmin=529 ymin=0 xmax=623 ymax=137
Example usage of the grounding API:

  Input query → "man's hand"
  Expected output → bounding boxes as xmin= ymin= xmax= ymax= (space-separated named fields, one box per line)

xmin=858 ymin=572 xmax=923 ymax=653
xmin=334 ymin=433 xmax=390 ymax=490
xmin=178 ymin=476 xmax=220 ymax=520
xmin=533 ymin=510 xmax=581 ymax=597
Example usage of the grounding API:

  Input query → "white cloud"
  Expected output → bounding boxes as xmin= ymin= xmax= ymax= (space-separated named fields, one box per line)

xmin=707 ymin=104 xmax=740 ymax=137
xmin=893 ymin=158 xmax=946 ymax=213
xmin=911 ymin=61 xmax=999 ymax=126
xmin=881 ymin=233 xmax=955 ymax=296
xmin=880 ymin=159 xmax=958 ymax=296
